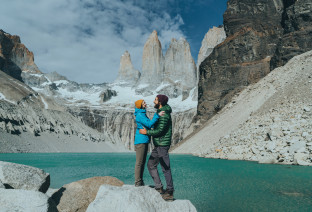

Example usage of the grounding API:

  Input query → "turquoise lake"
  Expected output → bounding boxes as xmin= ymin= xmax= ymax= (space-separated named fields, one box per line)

xmin=0 ymin=153 xmax=311 ymax=212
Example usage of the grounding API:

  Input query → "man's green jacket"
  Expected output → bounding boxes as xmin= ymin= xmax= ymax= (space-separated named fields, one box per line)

xmin=146 ymin=104 xmax=172 ymax=146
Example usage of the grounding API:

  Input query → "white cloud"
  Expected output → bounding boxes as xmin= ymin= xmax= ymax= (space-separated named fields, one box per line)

xmin=0 ymin=0 xmax=185 ymax=83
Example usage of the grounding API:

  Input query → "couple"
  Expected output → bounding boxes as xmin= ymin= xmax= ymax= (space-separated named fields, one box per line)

xmin=134 ymin=94 xmax=174 ymax=201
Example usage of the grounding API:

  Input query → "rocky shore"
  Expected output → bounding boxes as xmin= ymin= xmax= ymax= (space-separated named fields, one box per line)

xmin=0 ymin=161 xmax=197 ymax=212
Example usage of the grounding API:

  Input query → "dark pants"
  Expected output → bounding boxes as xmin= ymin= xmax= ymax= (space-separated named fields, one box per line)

xmin=147 ymin=146 xmax=174 ymax=191
xmin=134 ymin=143 xmax=148 ymax=186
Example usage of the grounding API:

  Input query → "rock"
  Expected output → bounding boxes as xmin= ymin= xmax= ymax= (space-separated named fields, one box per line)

xmin=164 ymin=38 xmax=197 ymax=90
xmin=51 ymin=176 xmax=124 ymax=212
xmin=0 ymin=161 xmax=50 ymax=193
xmin=0 ymin=188 xmax=57 ymax=212
xmin=289 ymin=141 xmax=306 ymax=154
xmin=266 ymin=142 xmax=276 ymax=153
xmin=271 ymin=0 xmax=312 ymax=68
xmin=0 ymin=30 xmax=41 ymax=82
xmin=115 ymin=51 xmax=141 ymax=85
xmin=303 ymin=107 xmax=311 ymax=112
xmin=139 ymin=30 xmax=164 ymax=86
xmin=0 ymin=182 xmax=4 ymax=188
xmin=99 ymin=89 xmax=117 ymax=102
xmin=195 ymin=0 xmax=312 ymax=123
xmin=197 ymin=26 xmax=226 ymax=69
xmin=302 ymin=132 xmax=309 ymax=137
xmin=46 ymin=188 xmax=58 ymax=198
xmin=293 ymin=153 xmax=311 ymax=166
xmin=86 ymin=185 xmax=197 ymax=212
xmin=258 ymin=157 xmax=277 ymax=164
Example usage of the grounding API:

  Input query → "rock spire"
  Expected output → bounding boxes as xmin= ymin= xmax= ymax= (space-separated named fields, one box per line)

xmin=197 ymin=26 xmax=226 ymax=69
xmin=139 ymin=30 xmax=164 ymax=86
xmin=164 ymin=38 xmax=197 ymax=89
xmin=115 ymin=51 xmax=140 ymax=84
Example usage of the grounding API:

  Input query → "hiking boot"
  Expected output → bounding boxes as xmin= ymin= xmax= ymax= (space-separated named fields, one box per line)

xmin=135 ymin=181 xmax=145 ymax=187
xmin=161 ymin=190 xmax=174 ymax=201
xmin=155 ymin=187 xmax=165 ymax=194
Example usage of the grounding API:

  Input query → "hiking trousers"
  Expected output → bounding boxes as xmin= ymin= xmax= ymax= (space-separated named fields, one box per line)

xmin=134 ymin=143 xmax=148 ymax=186
xmin=147 ymin=146 xmax=174 ymax=191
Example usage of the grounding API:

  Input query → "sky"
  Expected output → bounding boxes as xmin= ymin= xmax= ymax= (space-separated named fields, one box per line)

xmin=0 ymin=0 xmax=228 ymax=83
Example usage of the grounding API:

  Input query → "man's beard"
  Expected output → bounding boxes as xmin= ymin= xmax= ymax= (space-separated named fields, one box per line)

xmin=154 ymin=103 xmax=160 ymax=109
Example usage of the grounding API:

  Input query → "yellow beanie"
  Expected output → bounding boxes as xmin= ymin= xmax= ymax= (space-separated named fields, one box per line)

xmin=135 ymin=99 xmax=144 ymax=109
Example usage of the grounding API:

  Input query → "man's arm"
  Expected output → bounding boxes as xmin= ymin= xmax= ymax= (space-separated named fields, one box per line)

xmin=145 ymin=115 xmax=169 ymax=137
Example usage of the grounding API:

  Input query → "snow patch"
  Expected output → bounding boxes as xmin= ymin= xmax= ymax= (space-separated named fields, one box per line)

xmin=40 ymin=95 xmax=49 ymax=109
xmin=106 ymin=85 xmax=197 ymax=112
xmin=155 ymin=83 xmax=170 ymax=92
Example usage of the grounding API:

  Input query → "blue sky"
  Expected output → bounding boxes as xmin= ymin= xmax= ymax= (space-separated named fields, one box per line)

xmin=0 ymin=0 xmax=227 ymax=83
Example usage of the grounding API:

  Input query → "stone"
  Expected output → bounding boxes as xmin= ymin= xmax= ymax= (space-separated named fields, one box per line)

xmin=303 ymin=107 xmax=311 ymax=112
xmin=51 ymin=176 xmax=124 ymax=212
xmin=139 ymin=30 xmax=164 ymax=86
xmin=289 ymin=141 xmax=306 ymax=154
xmin=99 ymin=89 xmax=117 ymax=102
xmin=115 ymin=51 xmax=141 ymax=85
xmin=164 ymin=38 xmax=197 ymax=90
xmin=0 ymin=188 xmax=57 ymax=212
xmin=197 ymin=26 xmax=226 ymax=69
xmin=86 ymin=185 xmax=197 ymax=212
xmin=293 ymin=153 xmax=311 ymax=166
xmin=0 ymin=161 xmax=50 ymax=193
xmin=266 ymin=142 xmax=276 ymax=153
xmin=0 ymin=30 xmax=41 ymax=82
xmin=258 ymin=157 xmax=277 ymax=164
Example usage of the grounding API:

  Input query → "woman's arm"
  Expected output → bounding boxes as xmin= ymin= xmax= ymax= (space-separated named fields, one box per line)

xmin=137 ymin=112 xmax=160 ymax=129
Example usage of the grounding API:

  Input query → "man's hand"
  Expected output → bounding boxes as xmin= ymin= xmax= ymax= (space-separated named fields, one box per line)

xmin=158 ymin=111 xmax=165 ymax=116
xmin=139 ymin=127 xmax=147 ymax=135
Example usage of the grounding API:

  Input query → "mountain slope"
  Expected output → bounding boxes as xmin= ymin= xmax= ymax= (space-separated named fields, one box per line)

xmin=172 ymin=50 xmax=312 ymax=165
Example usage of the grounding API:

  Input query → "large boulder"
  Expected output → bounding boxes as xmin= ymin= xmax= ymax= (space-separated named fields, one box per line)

xmin=86 ymin=185 xmax=197 ymax=212
xmin=0 ymin=161 xmax=50 ymax=193
xmin=0 ymin=188 xmax=57 ymax=212
xmin=51 ymin=176 xmax=124 ymax=212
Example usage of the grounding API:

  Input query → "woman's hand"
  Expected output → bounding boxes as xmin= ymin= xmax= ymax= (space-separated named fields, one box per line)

xmin=158 ymin=111 xmax=165 ymax=116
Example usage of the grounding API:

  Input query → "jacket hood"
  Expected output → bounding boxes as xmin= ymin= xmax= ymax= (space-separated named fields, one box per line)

xmin=134 ymin=108 xmax=146 ymax=116
xmin=158 ymin=104 xmax=172 ymax=114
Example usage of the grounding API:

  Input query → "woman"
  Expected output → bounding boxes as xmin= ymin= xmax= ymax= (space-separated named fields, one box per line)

xmin=134 ymin=99 xmax=165 ymax=187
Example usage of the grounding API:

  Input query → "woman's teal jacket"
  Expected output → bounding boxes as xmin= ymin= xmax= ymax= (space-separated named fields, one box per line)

xmin=134 ymin=108 xmax=159 ymax=145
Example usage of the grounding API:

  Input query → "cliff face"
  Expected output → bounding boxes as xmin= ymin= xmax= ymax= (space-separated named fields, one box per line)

xmin=196 ymin=0 xmax=312 ymax=123
xmin=197 ymin=26 xmax=226 ymax=69
xmin=0 ymin=30 xmax=40 ymax=81
xmin=271 ymin=0 xmax=312 ymax=68
xmin=68 ymin=107 xmax=196 ymax=150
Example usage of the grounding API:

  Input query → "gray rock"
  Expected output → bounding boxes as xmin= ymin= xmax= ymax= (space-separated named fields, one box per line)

xmin=0 ymin=188 xmax=57 ymax=212
xmin=0 ymin=161 xmax=50 ymax=193
xmin=164 ymin=38 xmax=197 ymax=90
xmin=115 ymin=51 xmax=141 ymax=85
xmin=87 ymin=185 xmax=197 ymax=212
xmin=303 ymin=107 xmax=311 ymax=112
xmin=258 ymin=157 xmax=277 ymax=164
xmin=302 ymin=132 xmax=309 ymax=137
xmin=289 ymin=141 xmax=306 ymax=154
xmin=293 ymin=153 xmax=311 ymax=166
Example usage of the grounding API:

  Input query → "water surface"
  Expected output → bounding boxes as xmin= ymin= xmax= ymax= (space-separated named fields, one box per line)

xmin=1 ymin=153 xmax=311 ymax=212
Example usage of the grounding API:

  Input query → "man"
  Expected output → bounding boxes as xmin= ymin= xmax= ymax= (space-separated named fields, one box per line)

xmin=139 ymin=94 xmax=174 ymax=201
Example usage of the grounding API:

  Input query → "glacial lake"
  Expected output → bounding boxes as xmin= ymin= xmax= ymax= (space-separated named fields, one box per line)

xmin=0 ymin=153 xmax=311 ymax=212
